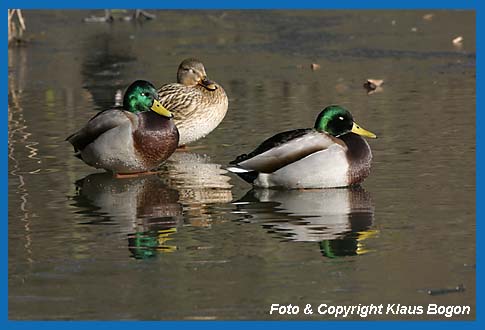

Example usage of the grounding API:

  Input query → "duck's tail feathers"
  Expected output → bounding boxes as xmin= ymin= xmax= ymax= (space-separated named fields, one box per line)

xmin=227 ymin=166 xmax=250 ymax=173
xmin=227 ymin=166 xmax=258 ymax=184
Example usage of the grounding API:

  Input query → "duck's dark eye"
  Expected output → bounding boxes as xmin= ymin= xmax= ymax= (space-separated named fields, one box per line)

xmin=338 ymin=116 xmax=344 ymax=120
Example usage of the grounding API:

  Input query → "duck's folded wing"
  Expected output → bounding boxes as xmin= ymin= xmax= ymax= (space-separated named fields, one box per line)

xmin=231 ymin=129 xmax=344 ymax=173
xmin=66 ymin=109 xmax=134 ymax=152
xmin=158 ymin=84 xmax=203 ymax=121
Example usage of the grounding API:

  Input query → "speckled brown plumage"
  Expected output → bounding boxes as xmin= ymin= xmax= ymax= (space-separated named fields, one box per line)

xmin=157 ymin=59 xmax=228 ymax=146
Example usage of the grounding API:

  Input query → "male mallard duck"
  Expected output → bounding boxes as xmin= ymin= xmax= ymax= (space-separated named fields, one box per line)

xmin=158 ymin=58 xmax=228 ymax=146
xmin=67 ymin=80 xmax=179 ymax=176
xmin=228 ymin=105 xmax=377 ymax=189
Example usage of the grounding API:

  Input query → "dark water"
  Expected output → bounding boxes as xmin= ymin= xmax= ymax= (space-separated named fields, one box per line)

xmin=8 ymin=10 xmax=475 ymax=320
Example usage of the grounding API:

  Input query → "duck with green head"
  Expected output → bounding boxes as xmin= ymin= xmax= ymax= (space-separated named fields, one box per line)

xmin=228 ymin=105 xmax=377 ymax=189
xmin=157 ymin=58 xmax=228 ymax=146
xmin=67 ymin=80 xmax=179 ymax=176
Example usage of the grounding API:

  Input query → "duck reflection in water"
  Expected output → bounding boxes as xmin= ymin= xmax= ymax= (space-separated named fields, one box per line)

xmin=158 ymin=152 xmax=233 ymax=226
xmin=233 ymin=186 xmax=377 ymax=258
xmin=72 ymin=152 xmax=233 ymax=258
xmin=73 ymin=173 xmax=182 ymax=259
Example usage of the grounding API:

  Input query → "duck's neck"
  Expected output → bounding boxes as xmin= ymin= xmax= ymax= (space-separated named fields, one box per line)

xmin=340 ymin=133 xmax=372 ymax=185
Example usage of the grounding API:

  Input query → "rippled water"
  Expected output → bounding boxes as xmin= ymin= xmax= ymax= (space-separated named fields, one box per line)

xmin=8 ymin=10 xmax=475 ymax=320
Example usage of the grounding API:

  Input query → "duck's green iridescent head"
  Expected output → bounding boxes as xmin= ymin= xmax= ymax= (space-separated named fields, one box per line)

xmin=123 ymin=80 xmax=173 ymax=117
xmin=314 ymin=105 xmax=377 ymax=138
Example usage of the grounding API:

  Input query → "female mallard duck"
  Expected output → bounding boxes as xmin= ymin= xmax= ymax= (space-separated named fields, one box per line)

xmin=67 ymin=80 xmax=179 ymax=176
xmin=158 ymin=58 xmax=228 ymax=146
xmin=228 ymin=105 xmax=377 ymax=189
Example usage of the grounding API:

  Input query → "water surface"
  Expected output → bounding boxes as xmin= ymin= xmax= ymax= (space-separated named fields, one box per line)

xmin=8 ymin=10 xmax=475 ymax=320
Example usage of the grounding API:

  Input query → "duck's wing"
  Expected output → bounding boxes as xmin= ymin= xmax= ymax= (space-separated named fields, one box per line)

xmin=157 ymin=83 xmax=203 ymax=121
xmin=66 ymin=108 xmax=136 ymax=152
xmin=229 ymin=129 xmax=344 ymax=173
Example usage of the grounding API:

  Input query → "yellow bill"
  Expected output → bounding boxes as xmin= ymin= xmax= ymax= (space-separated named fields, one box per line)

xmin=151 ymin=99 xmax=173 ymax=118
xmin=352 ymin=122 xmax=377 ymax=139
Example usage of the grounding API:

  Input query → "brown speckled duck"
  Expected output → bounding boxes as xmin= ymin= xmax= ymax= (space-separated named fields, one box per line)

xmin=158 ymin=58 xmax=228 ymax=146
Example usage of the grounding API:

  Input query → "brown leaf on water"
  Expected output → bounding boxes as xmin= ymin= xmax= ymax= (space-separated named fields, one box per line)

xmin=363 ymin=79 xmax=384 ymax=95
xmin=364 ymin=79 xmax=384 ymax=88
